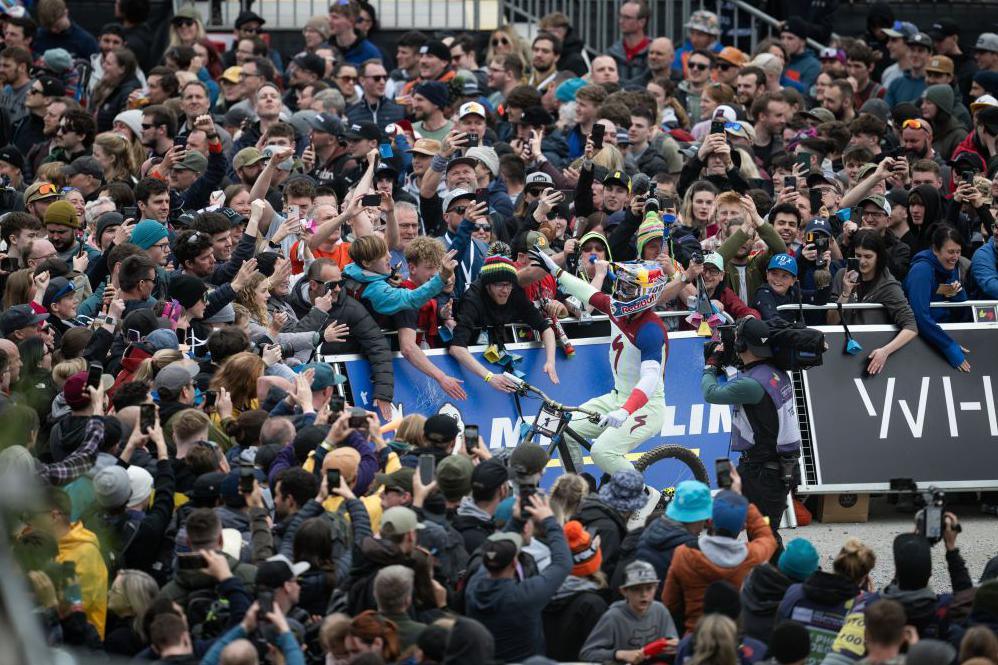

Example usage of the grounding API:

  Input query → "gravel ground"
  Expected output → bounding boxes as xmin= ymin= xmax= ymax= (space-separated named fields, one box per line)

xmin=788 ymin=496 xmax=998 ymax=592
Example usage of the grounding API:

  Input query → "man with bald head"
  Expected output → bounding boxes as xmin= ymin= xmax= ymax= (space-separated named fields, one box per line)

xmin=629 ymin=37 xmax=675 ymax=86
xmin=25 ymin=238 xmax=58 ymax=269
xmin=0 ymin=339 xmax=22 ymax=384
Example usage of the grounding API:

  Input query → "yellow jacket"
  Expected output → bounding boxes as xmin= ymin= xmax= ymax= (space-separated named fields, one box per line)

xmin=58 ymin=521 xmax=109 ymax=639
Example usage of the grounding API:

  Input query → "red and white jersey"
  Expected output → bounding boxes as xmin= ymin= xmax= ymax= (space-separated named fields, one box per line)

xmin=590 ymin=292 xmax=669 ymax=397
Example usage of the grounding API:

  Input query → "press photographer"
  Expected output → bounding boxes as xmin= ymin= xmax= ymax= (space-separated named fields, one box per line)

xmin=701 ymin=318 xmax=801 ymax=548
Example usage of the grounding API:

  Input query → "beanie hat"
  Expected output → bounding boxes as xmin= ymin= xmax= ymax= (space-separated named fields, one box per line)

xmin=325 ymin=447 xmax=361 ymax=486
xmin=114 ymin=109 xmax=144 ymax=137
xmin=413 ymin=80 xmax=450 ymax=109
xmin=923 ymin=84 xmax=955 ymax=114
xmin=479 ymin=255 xmax=518 ymax=287
xmin=635 ymin=212 xmax=665 ymax=258
xmin=131 ymin=219 xmax=169 ymax=250
xmin=564 ymin=520 xmax=602 ymax=577
xmin=127 ymin=465 xmax=154 ymax=508
xmin=62 ymin=370 xmax=91 ymax=410
xmin=43 ymin=200 xmax=80 ymax=229
xmin=304 ymin=15 xmax=331 ymax=39
xmin=974 ymin=70 xmax=998 ymax=98
xmin=893 ymin=533 xmax=932 ymax=590
xmin=167 ymin=274 xmax=209 ymax=309
xmin=779 ymin=538 xmax=820 ymax=582
xmin=556 ymin=77 xmax=587 ymax=103
xmin=711 ymin=490 xmax=748 ymax=536
xmin=703 ymin=580 xmax=741 ymax=619
xmin=93 ymin=465 xmax=131 ymax=509
xmin=95 ymin=212 xmax=124 ymax=240
xmin=768 ymin=621 xmax=812 ymax=664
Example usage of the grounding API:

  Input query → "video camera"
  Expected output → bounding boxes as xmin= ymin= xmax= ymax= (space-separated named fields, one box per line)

xmin=704 ymin=324 xmax=738 ymax=369
xmin=889 ymin=478 xmax=960 ymax=545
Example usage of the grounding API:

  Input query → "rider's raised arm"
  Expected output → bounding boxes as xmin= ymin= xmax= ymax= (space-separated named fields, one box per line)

xmin=554 ymin=269 xmax=607 ymax=315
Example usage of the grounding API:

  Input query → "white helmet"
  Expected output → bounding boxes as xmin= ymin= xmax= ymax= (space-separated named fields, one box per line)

xmin=610 ymin=261 xmax=669 ymax=317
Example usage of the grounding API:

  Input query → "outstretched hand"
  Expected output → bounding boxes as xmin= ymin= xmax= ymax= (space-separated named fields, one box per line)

xmin=529 ymin=248 xmax=560 ymax=275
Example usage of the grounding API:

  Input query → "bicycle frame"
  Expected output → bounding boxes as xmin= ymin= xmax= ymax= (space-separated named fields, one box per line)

xmin=512 ymin=378 xmax=601 ymax=475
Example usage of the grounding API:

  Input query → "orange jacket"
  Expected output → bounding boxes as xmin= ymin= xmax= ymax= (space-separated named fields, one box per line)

xmin=662 ymin=503 xmax=777 ymax=634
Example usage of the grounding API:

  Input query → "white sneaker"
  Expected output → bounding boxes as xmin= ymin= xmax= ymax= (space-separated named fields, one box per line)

xmin=627 ymin=485 xmax=662 ymax=530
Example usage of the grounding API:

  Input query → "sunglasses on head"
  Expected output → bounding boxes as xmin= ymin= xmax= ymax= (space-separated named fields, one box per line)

xmin=35 ymin=183 xmax=58 ymax=196
xmin=902 ymin=118 xmax=928 ymax=131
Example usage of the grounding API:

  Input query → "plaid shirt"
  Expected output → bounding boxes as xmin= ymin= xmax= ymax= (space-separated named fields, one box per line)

xmin=38 ymin=417 xmax=103 ymax=486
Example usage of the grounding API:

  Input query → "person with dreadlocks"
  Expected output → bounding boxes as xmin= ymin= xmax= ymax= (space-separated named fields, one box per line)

xmin=531 ymin=247 xmax=670 ymax=525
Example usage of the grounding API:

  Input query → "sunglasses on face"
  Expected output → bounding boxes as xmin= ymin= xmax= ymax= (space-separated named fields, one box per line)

xmin=718 ymin=62 xmax=735 ymax=71
xmin=491 ymin=36 xmax=510 ymax=46
xmin=365 ymin=74 xmax=387 ymax=81
xmin=173 ymin=18 xmax=195 ymax=28
xmin=449 ymin=205 xmax=469 ymax=216
xmin=241 ymin=27 xmax=261 ymax=33
xmin=474 ymin=223 xmax=491 ymax=232
xmin=688 ymin=62 xmax=710 ymax=71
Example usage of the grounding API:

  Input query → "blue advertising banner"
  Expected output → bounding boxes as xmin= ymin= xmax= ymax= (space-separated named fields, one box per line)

xmin=328 ymin=331 xmax=735 ymax=488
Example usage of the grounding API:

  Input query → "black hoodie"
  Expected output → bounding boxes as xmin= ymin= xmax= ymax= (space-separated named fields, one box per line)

xmin=572 ymin=495 xmax=628 ymax=577
xmin=908 ymin=184 xmax=945 ymax=254
xmin=741 ymin=562 xmax=795 ymax=643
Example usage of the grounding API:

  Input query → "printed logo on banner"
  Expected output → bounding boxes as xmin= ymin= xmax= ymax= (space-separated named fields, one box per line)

xmin=335 ymin=335 xmax=734 ymax=487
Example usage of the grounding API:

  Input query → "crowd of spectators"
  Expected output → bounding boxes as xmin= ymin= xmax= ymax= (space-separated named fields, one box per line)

xmin=1 ymin=0 xmax=998 ymax=662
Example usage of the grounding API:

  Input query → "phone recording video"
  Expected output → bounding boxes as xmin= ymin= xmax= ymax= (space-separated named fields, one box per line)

xmin=361 ymin=193 xmax=382 ymax=207
xmin=87 ymin=363 xmax=103 ymax=390
xmin=464 ymin=424 xmax=479 ymax=453
xmin=715 ymin=458 xmax=733 ymax=489
xmin=418 ymin=454 xmax=435 ymax=486
xmin=327 ymin=469 xmax=341 ymax=491
xmin=590 ymin=124 xmax=605 ymax=150
xmin=139 ymin=404 xmax=156 ymax=434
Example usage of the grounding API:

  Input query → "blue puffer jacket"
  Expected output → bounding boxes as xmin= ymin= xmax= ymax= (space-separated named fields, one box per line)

xmin=903 ymin=249 xmax=968 ymax=367
xmin=343 ymin=262 xmax=444 ymax=316
xmin=634 ymin=516 xmax=698 ymax=583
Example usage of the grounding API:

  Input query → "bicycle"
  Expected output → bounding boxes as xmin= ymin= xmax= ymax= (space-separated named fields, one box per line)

xmin=509 ymin=375 xmax=709 ymax=492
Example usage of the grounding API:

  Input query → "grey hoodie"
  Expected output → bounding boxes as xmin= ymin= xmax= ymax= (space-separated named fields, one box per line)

xmin=580 ymin=599 xmax=679 ymax=662
xmin=699 ymin=534 xmax=749 ymax=568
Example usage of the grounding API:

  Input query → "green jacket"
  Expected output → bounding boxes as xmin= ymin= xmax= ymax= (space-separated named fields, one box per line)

xmin=718 ymin=222 xmax=787 ymax=304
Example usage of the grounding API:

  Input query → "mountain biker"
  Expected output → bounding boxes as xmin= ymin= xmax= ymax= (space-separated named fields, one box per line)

xmin=532 ymin=250 xmax=670 ymax=527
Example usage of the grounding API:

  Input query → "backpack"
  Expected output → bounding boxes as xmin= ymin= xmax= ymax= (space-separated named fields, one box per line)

xmin=186 ymin=588 xmax=232 ymax=640
xmin=766 ymin=317 xmax=826 ymax=371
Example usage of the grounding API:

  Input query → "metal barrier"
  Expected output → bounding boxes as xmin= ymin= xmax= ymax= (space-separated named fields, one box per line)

xmin=776 ymin=300 xmax=998 ymax=311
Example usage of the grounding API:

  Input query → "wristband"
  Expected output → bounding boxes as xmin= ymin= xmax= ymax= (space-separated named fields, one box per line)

xmin=268 ymin=240 xmax=281 ymax=249
xmin=484 ymin=372 xmax=493 ymax=383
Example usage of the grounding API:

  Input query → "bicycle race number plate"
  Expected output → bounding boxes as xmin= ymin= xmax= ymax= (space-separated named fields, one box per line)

xmin=535 ymin=405 xmax=562 ymax=437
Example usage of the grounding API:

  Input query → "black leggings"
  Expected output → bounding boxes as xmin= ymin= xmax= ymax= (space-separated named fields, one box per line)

xmin=737 ymin=461 xmax=788 ymax=559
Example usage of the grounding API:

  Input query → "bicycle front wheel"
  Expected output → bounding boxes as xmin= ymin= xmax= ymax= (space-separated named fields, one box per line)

xmin=633 ymin=445 xmax=709 ymax=490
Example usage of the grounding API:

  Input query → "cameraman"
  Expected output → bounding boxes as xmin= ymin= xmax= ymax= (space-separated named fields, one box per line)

xmin=701 ymin=318 xmax=800 ymax=548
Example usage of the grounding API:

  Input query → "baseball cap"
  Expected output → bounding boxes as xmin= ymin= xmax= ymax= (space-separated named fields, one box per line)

xmin=256 ymin=554 xmax=310 ymax=589
xmin=343 ymin=122 xmax=381 ymax=141
xmin=801 ymin=107 xmax=835 ymax=124
xmin=419 ymin=40 xmax=451 ymax=62
xmin=380 ymin=506 xmax=424 ymax=534
xmin=804 ymin=217 xmax=833 ymax=237
xmin=24 ymin=182 xmax=60 ymax=206
xmin=702 ymin=252 xmax=724 ymax=271
xmin=859 ymin=194 xmax=892 ymax=215
xmin=306 ymin=112 xmax=343 ymax=136
xmin=482 ymin=532 xmax=522 ymax=571
xmin=972 ymin=94 xmax=998 ymax=113
xmin=64 ymin=156 xmax=104 ymax=180
xmin=621 ymin=560 xmax=659 ymax=588
xmin=819 ymin=47 xmax=845 ymax=62
xmin=906 ymin=32 xmax=933 ymax=49
xmin=436 ymin=455 xmax=473 ymax=501
xmin=738 ymin=318 xmax=773 ymax=358
xmin=407 ymin=138 xmax=441 ymax=156
xmin=190 ymin=471 xmax=225 ymax=503
xmin=0 ymin=144 xmax=23 ymax=170
xmin=686 ymin=9 xmax=720 ymax=36
xmin=977 ymin=33 xmax=998 ymax=53
xmin=424 ymin=414 xmax=460 ymax=444
xmin=459 ymin=101 xmax=487 ymax=119
xmin=43 ymin=276 xmax=76 ymax=308
xmin=445 ymin=155 xmax=478 ymax=173
xmin=525 ymin=172 xmax=554 ymax=190
xmin=767 ymin=253 xmax=798 ymax=276
xmin=471 ymin=459 xmax=508 ymax=495
xmin=380 ymin=467 xmax=415 ymax=494
xmin=711 ymin=489 xmax=749 ymax=535
xmin=1 ymin=304 xmax=48 ymax=336
xmin=926 ymin=55 xmax=955 ymax=75
xmin=979 ymin=106 xmax=998 ymax=134
xmin=603 ymin=170 xmax=631 ymax=190
xmin=154 ymin=363 xmax=198 ymax=393
xmin=298 ymin=362 xmax=345 ymax=390
xmin=525 ymin=230 xmax=554 ymax=256
xmin=442 ymin=188 xmax=475 ymax=212
xmin=35 ymin=75 xmax=64 ymax=98
xmin=233 ymin=147 xmax=266 ymax=170
xmin=928 ymin=19 xmax=959 ymax=41
xmin=882 ymin=21 xmax=918 ymax=40
xmin=717 ymin=46 xmax=747 ymax=67
xmin=173 ymin=150 xmax=208 ymax=173
xmin=220 ymin=66 xmax=242 ymax=84
xmin=508 ymin=442 xmax=549 ymax=478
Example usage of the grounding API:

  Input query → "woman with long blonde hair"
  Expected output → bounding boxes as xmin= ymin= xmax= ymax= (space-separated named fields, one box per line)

xmin=105 ymin=569 xmax=158 ymax=655
xmin=209 ymin=351 xmax=264 ymax=415
xmin=689 ymin=614 xmax=739 ymax=665
xmin=94 ymin=132 xmax=139 ymax=185
xmin=3 ymin=269 xmax=36 ymax=307
xmin=486 ymin=25 xmax=531 ymax=74
xmin=235 ymin=273 xmax=318 ymax=362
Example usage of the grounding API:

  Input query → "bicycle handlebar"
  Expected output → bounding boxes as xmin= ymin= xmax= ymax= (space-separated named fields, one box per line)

xmin=507 ymin=374 xmax=602 ymax=420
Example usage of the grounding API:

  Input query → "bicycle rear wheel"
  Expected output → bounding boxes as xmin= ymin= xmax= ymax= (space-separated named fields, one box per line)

xmin=633 ymin=445 xmax=709 ymax=490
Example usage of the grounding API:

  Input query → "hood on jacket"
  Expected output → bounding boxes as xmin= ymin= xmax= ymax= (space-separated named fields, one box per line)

xmin=575 ymin=495 xmax=627 ymax=532
xmin=456 ymin=496 xmax=494 ymax=522
xmin=908 ymin=184 xmax=943 ymax=231
xmin=642 ymin=516 xmax=697 ymax=551
xmin=551 ymin=574 xmax=603 ymax=602
xmin=741 ymin=563 xmax=794 ymax=613
xmin=881 ymin=583 xmax=939 ymax=629
xmin=359 ymin=535 xmax=405 ymax=569
xmin=343 ymin=262 xmax=388 ymax=285
xmin=908 ymin=248 xmax=959 ymax=284
xmin=215 ymin=506 xmax=251 ymax=533
xmin=801 ymin=570 xmax=862 ymax=606
xmin=49 ymin=414 xmax=92 ymax=462
xmin=699 ymin=534 xmax=748 ymax=568
xmin=60 ymin=520 xmax=102 ymax=551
